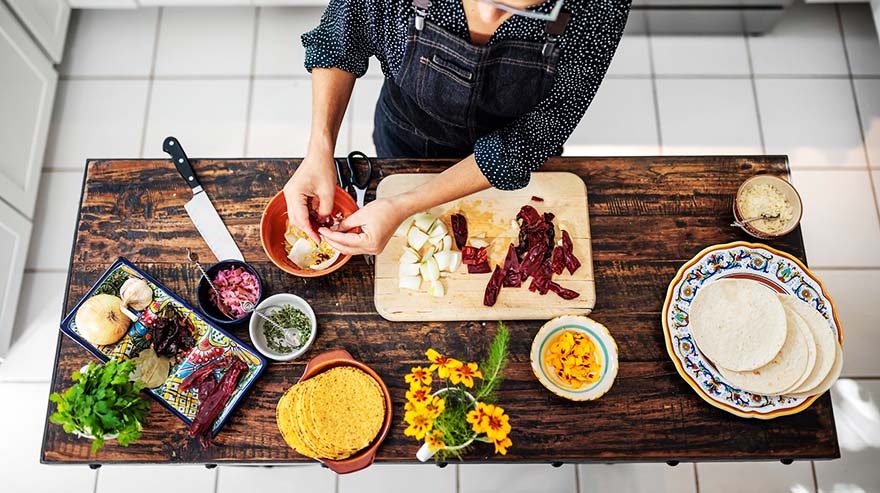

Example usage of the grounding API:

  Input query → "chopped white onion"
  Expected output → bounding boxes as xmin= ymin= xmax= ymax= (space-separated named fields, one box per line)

xmin=420 ymin=256 xmax=440 ymax=281
xmin=399 ymin=276 xmax=421 ymax=291
xmin=407 ymin=227 xmax=429 ymax=251
xmin=448 ymin=251 xmax=462 ymax=272
xmin=430 ymin=280 xmax=445 ymax=297
xmin=395 ymin=216 xmax=415 ymax=237
xmin=428 ymin=220 xmax=448 ymax=238
xmin=469 ymin=238 xmax=489 ymax=249
xmin=400 ymin=247 xmax=421 ymax=264
xmin=413 ymin=212 xmax=436 ymax=232
xmin=434 ymin=250 xmax=452 ymax=271
xmin=399 ymin=263 xmax=420 ymax=277
xmin=441 ymin=235 xmax=453 ymax=251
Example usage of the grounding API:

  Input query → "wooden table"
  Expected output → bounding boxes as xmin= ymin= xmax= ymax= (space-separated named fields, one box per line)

xmin=41 ymin=157 xmax=839 ymax=466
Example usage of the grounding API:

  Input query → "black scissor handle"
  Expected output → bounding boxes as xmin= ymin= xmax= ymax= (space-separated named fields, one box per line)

xmin=345 ymin=151 xmax=372 ymax=190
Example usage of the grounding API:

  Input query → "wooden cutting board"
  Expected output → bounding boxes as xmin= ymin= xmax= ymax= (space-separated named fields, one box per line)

xmin=374 ymin=172 xmax=595 ymax=321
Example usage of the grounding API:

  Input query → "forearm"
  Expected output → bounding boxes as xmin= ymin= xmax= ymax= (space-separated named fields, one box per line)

xmin=393 ymin=154 xmax=491 ymax=217
xmin=308 ymin=67 xmax=356 ymax=155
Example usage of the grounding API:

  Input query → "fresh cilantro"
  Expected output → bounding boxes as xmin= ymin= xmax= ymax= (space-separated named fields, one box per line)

xmin=49 ymin=360 xmax=151 ymax=453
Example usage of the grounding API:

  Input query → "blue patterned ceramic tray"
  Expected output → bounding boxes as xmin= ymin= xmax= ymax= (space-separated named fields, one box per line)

xmin=60 ymin=257 xmax=267 ymax=435
xmin=662 ymin=242 xmax=843 ymax=419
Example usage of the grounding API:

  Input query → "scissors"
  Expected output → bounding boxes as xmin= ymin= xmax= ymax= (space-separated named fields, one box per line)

xmin=334 ymin=151 xmax=374 ymax=264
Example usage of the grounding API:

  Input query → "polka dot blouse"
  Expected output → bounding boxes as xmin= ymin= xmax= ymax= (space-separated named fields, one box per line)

xmin=303 ymin=0 xmax=631 ymax=190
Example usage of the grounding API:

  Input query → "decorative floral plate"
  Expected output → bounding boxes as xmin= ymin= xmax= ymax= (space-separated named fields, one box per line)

xmin=60 ymin=257 xmax=267 ymax=435
xmin=662 ymin=241 xmax=843 ymax=419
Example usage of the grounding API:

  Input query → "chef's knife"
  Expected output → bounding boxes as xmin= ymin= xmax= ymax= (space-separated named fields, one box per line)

xmin=162 ymin=136 xmax=244 ymax=262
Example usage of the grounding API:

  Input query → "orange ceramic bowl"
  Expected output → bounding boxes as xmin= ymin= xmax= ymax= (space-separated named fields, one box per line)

xmin=297 ymin=349 xmax=393 ymax=474
xmin=260 ymin=187 xmax=358 ymax=277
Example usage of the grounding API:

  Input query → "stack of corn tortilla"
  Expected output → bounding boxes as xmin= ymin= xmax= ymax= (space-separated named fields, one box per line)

xmin=689 ymin=279 xmax=842 ymax=398
xmin=276 ymin=366 xmax=385 ymax=459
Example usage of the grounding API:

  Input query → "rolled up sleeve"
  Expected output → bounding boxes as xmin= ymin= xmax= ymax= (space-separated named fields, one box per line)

xmin=302 ymin=0 xmax=376 ymax=78
xmin=473 ymin=1 xmax=630 ymax=190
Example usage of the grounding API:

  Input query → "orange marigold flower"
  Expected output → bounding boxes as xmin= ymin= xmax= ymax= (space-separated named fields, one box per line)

xmin=405 ymin=385 xmax=431 ymax=412
xmin=426 ymin=348 xmax=463 ymax=379
xmin=403 ymin=409 xmax=433 ymax=440
xmin=481 ymin=404 xmax=511 ymax=441
xmin=449 ymin=362 xmax=483 ymax=388
xmin=426 ymin=430 xmax=446 ymax=451
xmin=466 ymin=402 xmax=491 ymax=434
xmin=405 ymin=366 xmax=432 ymax=388
xmin=493 ymin=436 xmax=512 ymax=455
xmin=423 ymin=396 xmax=446 ymax=419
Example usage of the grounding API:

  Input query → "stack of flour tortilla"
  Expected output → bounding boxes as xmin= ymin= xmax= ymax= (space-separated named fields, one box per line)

xmin=689 ymin=279 xmax=842 ymax=398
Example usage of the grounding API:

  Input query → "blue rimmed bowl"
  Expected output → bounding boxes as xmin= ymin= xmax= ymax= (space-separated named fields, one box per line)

xmin=530 ymin=315 xmax=619 ymax=401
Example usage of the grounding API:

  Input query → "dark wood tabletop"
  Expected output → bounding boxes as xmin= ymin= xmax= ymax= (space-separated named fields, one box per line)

xmin=41 ymin=156 xmax=839 ymax=465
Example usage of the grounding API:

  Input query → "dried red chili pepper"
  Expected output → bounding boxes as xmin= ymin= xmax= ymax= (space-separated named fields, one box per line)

xmin=531 ymin=196 xmax=544 ymax=202
xmin=483 ymin=266 xmax=505 ymax=306
xmin=450 ymin=213 xmax=468 ymax=250
xmin=502 ymin=269 xmax=522 ymax=288
xmin=561 ymin=230 xmax=581 ymax=275
xmin=549 ymin=282 xmax=580 ymax=300
xmin=551 ymin=246 xmax=565 ymax=275
xmin=188 ymin=357 xmax=248 ymax=448
xmin=461 ymin=246 xmax=487 ymax=265
xmin=503 ymin=244 xmax=520 ymax=272
xmin=468 ymin=261 xmax=492 ymax=274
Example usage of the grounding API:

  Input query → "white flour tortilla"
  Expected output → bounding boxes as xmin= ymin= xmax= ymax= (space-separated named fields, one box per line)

xmin=787 ymin=342 xmax=843 ymax=399
xmin=689 ymin=279 xmax=787 ymax=371
xmin=777 ymin=307 xmax=817 ymax=394
xmin=780 ymin=295 xmax=839 ymax=394
xmin=717 ymin=305 xmax=812 ymax=395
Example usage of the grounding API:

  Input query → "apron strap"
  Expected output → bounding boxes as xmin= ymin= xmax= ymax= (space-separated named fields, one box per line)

xmin=542 ymin=10 xmax=571 ymax=57
xmin=413 ymin=0 xmax=432 ymax=31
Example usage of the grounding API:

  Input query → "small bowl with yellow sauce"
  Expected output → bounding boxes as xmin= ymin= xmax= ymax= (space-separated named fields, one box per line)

xmin=733 ymin=175 xmax=803 ymax=240
xmin=530 ymin=315 xmax=618 ymax=401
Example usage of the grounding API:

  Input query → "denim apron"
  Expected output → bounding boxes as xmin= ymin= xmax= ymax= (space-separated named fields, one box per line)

xmin=373 ymin=0 xmax=570 ymax=158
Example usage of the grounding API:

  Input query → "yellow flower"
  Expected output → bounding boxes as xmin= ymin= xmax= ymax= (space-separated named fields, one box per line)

xmin=404 ymin=409 xmax=433 ymax=440
xmin=405 ymin=385 xmax=431 ymax=412
xmin=423 ymin=396 xmax=445 ymax=419
xmin=466 ymin=402 xmax=490 ymax=434
xmin=426 ymin=430 xmax=446 ymax=451
xmin=405 ymin=366 xmax=432 ymax=389
xmin=481 ymin=404 xmax=511 ymax=441
xmin=493 ymin=436 xmax=512 ymax=455
xmin=449 ymin=362 xmax=483 ymax=388
xmin=426 ymin=348 xmax=462 ymax=379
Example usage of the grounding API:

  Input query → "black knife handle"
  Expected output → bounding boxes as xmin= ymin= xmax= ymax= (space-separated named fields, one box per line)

xmin=162 ymin=136 xmax=201 ymax=191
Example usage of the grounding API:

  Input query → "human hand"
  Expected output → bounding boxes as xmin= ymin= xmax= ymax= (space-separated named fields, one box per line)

xmin=319 ymin=197 xmax=408 ymax=256
xmin=283 ymin=152 xmax=337 ymax=244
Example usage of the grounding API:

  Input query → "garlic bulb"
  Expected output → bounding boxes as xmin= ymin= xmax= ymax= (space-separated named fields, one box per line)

xmin=119 ymin=278 xmax=153 ymax=321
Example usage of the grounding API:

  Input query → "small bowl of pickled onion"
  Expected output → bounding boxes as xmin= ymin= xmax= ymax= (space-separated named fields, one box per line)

xmin=196 ymin=260 xmax=263 ymax=327
xmin=260 ymin=187 xmax=359 ymax=278
xmin=530 ymin=315 xmax=618 ymax=401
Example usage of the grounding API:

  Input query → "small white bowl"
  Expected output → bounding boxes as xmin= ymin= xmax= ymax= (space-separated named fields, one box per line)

xmin=248 ymin=293 xmax=317 ymax=362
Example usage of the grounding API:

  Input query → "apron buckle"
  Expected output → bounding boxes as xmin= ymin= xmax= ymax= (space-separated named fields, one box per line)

xmin=542 ymin=37 xmax=557 ymax=57
xmin=413 ymin=0 xmax=431 ymax=31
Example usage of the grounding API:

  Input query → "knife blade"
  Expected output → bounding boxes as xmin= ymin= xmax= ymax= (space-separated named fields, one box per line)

xmin=163 ymin=136 xmax=244 ymax=262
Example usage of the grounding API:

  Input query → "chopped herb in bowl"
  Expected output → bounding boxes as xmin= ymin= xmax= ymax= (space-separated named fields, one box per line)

xmin=265 ymin=304 xmax=312 ymax=354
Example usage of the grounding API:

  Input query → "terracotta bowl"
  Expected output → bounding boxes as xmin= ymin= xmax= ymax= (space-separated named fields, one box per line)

xmin=732 ymin=175 xmax=803 ymax=240
xmin=297 ymin=349 xmax=392 ymax=474
xmin=260 ymin=187 xmax=358 ymax=277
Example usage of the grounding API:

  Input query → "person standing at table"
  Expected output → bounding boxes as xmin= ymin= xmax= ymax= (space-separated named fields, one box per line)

xmin=283 ymin=0 xmax=631 ymax=254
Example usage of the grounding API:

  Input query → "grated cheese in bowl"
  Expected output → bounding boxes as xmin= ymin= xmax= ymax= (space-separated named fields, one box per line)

xmin=737 ymin=182 xmax=794 ymax=234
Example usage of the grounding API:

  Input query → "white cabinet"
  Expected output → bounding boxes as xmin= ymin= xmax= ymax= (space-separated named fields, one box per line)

xmin=0 ymin=199 xmax=32 ymax=360
xmin=5 ymin=0 xmax=70 ymax=63
xmin=0 ymin=2 xmax=58 ymax=219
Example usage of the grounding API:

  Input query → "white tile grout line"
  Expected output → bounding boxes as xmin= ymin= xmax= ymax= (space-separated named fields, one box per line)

xmin=643 ymin=16 xmax=663 ymax=154
xmin=137 ymin=7 xmax=163 ymax=159
xmin=241 ymin=7 xmax=261 ymax=158
xmin=836 ymin=5 xmax=880 ymax=228
xmin=810 ymin=461 xmax=819 ymax=493
xmin=212 ymin=466 xmax=220 ymax=493
xmin=92 ymin=466 xmax=100 ymax=493
xmin=573 ymin=464 xmax=581 ymax=493
xmin=693 ymin=462 xmax=700 ymax=493
xmin=742 ymin=12 xmax=767 ymax=155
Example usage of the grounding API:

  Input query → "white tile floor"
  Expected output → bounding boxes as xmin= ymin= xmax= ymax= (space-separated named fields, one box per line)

xmin=3 ymin=4 xmax=880 ymax=493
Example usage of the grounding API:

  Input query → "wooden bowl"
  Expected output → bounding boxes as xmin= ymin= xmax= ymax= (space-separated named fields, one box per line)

xmin=297 ymin=349 xmax=392 ymax=474
xmin=732 ymin=175 xmax=803 ymax=240
xmin=260 ymin=187 xmax=358 ymax=277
